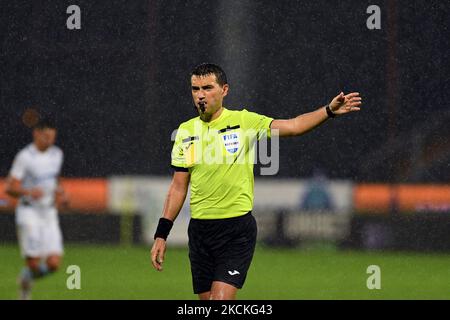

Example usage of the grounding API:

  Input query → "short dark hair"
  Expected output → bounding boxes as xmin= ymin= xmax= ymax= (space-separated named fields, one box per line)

xmin=34 ymin=118 xmax=57 ymax=130
xmin=191 ymin=63 xmax=228 ymax=87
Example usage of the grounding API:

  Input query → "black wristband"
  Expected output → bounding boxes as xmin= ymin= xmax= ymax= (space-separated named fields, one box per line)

xmin=326 ymin=105 xmax=336 ymax=118
xmin=154 ymin=218 xmax=174 ymax=240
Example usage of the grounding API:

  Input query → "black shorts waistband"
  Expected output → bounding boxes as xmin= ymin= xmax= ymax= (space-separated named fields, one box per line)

xmin=190 ymin=211 xmax=252 ymax=223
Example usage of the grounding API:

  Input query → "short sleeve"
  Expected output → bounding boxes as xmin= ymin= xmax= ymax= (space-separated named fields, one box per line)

xmin=241 ymin=109 xmax=274 ymax=140
xmin=170 ymin=126 xmax=190 ymax=171
xmin=57 ymin=149 xmax=64 ymax=175
xmin=9 ymin=152 xmax=27 ymax=180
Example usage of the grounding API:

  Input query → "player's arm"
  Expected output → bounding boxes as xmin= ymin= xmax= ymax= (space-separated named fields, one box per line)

xmin=151 ymin=171 xmax=190 ymax=271
xmin=4 ymin=176 xmax=43 ymax=199
xmin=271 ymin=92 xmax=362 ymax=137
xmin=55 ymin=177 xmax=69 ymax=209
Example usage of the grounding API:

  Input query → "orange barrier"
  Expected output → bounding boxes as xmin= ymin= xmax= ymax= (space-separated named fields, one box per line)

xmin=0 ymin=178 xmax=107 ymax=213
xmin=354 ymin=184 xmax=450 ymax=214
xmin=60 ymin=178 xmax=107 ymax=213
xmin=353 ymin=184 xmax=392 ymax=213
xmin=2 ymin=178 xmax=449 ymax=215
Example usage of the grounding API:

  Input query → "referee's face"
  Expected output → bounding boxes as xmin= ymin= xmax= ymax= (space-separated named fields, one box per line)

xmin=191 ymin=74 xmax=229 ymax=122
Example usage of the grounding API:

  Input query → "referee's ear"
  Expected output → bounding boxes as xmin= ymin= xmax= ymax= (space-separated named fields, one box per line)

xmin=222 ymin=84 xmax=229 ymax=98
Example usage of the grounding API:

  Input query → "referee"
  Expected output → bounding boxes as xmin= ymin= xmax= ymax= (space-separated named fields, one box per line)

xmin=151 ymin=63 xmax=362 ymax=300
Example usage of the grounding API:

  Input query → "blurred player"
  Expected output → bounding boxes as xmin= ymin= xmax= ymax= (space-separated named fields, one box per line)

xmin=151 ymin=63 xmax=362 ymax=300
xmin=5 ymin=118 xmax=68 ymax=300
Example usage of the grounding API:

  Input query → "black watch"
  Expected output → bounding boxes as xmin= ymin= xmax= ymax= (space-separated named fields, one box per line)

xmin=326 ymin=105 xmax=336 ymax=118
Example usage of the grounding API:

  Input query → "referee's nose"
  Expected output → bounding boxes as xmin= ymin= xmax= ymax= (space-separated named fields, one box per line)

xmin=197 ymin=97 xmax=207 ymax=106
xmin=198 ymin=90 xmax=206 ymax=100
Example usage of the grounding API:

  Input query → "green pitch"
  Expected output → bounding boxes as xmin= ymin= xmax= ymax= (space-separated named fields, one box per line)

xmin=0 ymin=244 xmax=449 ymax=300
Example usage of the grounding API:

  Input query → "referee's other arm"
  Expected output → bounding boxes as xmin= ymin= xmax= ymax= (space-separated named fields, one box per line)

xmin=151 ymin=171 xmax=190 ymax=271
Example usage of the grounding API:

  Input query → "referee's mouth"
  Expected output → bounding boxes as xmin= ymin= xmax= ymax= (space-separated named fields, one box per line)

xmin=198 ymin=102 xmax=207 ymax=112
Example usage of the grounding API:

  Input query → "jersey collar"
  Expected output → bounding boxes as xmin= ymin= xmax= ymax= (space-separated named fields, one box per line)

xmin=204 ymin=107 xmax=229 ymax=125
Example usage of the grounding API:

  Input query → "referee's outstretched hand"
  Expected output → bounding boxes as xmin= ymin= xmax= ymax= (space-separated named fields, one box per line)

xmin=329 ymin=92 xmax=362 ymax=116
xmin=151 ymin=238 xmax=166 ymax=271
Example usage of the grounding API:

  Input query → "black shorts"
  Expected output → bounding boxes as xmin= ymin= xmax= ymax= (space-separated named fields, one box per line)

xmin=188 ymin=211 xmax=257 ymax=294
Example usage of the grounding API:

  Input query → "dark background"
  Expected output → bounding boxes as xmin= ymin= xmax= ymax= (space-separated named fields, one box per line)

xmin=1 ymin=0 xmax=449 ymax=182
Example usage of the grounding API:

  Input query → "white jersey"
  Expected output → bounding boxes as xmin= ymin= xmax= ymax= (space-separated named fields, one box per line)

xmin=10 ymin=143 xmax=64 ymax=257
xmin=9 ymin=143 xmax=64 ymax=214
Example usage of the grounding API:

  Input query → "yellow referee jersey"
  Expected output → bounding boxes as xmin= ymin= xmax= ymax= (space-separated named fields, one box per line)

xmin=171 ymin=108 xmax=273 ymax=219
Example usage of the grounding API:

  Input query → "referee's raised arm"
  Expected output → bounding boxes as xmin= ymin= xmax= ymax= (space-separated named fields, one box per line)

xmin=271 ymin=92 xmax=362 ymax=137
xmin=150 ymin=171 xmax=190 ymax=271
